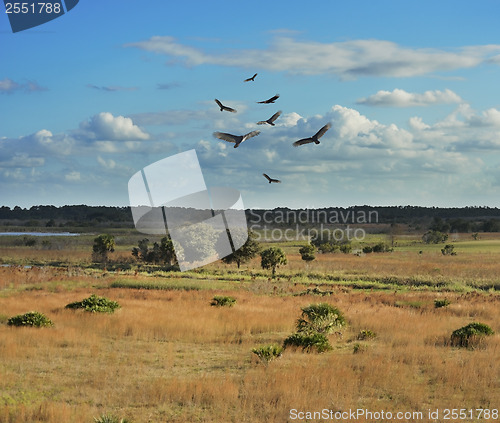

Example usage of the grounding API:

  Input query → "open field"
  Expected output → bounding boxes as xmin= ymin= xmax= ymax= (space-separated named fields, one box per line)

xmin=0 ymin=230 xmax=499 ymax=422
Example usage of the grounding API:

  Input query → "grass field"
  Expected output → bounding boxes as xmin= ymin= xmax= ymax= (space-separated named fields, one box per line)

xmin=0 ymin=230 xmax=499 ymax=422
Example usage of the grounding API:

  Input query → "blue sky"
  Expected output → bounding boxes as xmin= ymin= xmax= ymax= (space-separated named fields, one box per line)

xmin=1 ymin=0 xmax=500 ymax=209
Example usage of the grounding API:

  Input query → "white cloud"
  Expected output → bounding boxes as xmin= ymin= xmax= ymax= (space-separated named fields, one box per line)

xmin=0 ymin=78 xmax=46 ymax=94
xmin=0 ymin=154 xmax=44 ymax=168
xmin=65 ymin=171 xmax=80 ymax=181
xmin=79 ymin=112 xmax=149 ymax=141
xmin=97 ymin=155 xmax=116 ymax=169
xmin=126 ymin=36 xmax=500 ymax=79
xmin=357 ymin=88 xmax=462 ymax=107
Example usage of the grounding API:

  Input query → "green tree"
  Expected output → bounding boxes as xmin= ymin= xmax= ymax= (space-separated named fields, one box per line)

xmin=175 ymin=222 xmax=218 ymax=263
xmin=221 ymin=230 xmax=261 ymax=269
xmin=92 ymin=234 xmax=115 ymax=264
xmin=132 ymin=236 xmax=182 ymax=266
xmin=260 ymin=246 xmax=287 ymax=278
xmin=422 ymin=230 xmax=448 ymax=244
xmin=299 ymin=244 xmax=316 ymax=262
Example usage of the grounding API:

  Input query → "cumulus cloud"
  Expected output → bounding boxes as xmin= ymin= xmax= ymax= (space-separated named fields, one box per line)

xmin=357 ymin=88 xmax=463 ymax=107
xmin=79 ymin=112 xmax=149 ymax=141
xmin=126 ymin=36 xmax=500 ymax=79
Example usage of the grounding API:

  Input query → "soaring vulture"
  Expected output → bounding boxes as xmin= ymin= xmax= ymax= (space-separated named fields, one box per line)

xmin=244 ymin=73 xmax=258 ymax=82
xmin=293 ymin=123 xmax=331 ymax=147
xmin=257 ymin=110 xmax=282 ymax=126
xmin=263 ymin=173 xmax=281 ymax=184
xmin=213 ymin=130 xmax=261 ymax=148
xmin=257 ymin=94 xmax=280 ymax=104
xmin=214 ymin=99 xmax=237 ymax=113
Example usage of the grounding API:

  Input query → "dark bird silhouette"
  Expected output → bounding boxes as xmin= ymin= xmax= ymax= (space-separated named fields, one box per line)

xmin=213 ymin=130 xmax=261 ymax=148
xmin=293 ymin=123 xmax=331 ymax=147
xmin=214 ymin=99 xmax=237 ymax=113
xmin=244 ymin=73 xmax=258 ymax=82
xmin=257 ymin=110 xmax=282 ymax=126
xmin=257 ymin=94 xmax=280 ymax=104
xmin=263 ymin=173 xmax=281 ymax=184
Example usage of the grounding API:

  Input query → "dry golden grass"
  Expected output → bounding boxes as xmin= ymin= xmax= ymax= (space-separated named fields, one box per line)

xmin=0 ymin=277 xmax=499 ymax=422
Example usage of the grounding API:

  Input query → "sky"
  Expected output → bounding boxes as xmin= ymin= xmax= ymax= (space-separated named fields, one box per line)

xmin=1 ymin=0 xmax=500 ymax=209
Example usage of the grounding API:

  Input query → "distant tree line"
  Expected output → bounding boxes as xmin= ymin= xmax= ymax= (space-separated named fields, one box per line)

xmin=0 ymin=205 xmax=499 ymax=231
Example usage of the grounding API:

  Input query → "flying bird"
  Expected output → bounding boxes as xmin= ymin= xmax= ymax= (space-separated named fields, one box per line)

xmin=263 ymin=173 xmax=281 ymax=184
xmin=257 ymin=94 xmax=280 ymax=104
xmin=244 ymin=73 xmax=258 ymax=82
xmin=293 ymin=123 xmax=331 ymax=147
xmin=214 ymin=99 xmax=237 ymax=113
xmin=213 ymin=130 xmax=261 ymax=148
xmin=257 ymin=110 xmax=282 ymax=126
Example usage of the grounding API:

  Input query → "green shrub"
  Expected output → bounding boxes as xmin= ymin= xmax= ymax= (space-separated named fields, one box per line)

xmin=296 ymin=303 xmax=346 ymax=335
xmin=94 ymin=414 xmax=131 ymax=423
xmin=65 ymin=294 xmax=120 ymax=313
xmin=210 ymin=295 xmax=236 ymax=307
xmin=441 ymin=244 xmax=457 ymax=255
xmin=7 ymin=311 xmax=53 ymax=327
xmin=451 ymin=322 xmax=494 ymax=348
xmin=434 ymin=298 xmax=451 ymax=308
xmin=353 ymin=343 xmax=367 ymax=354
xmin=252 ymin=344 xmax=283 ymax=365
xmin=357 ymin=329 xmax=376 ymax=340
xmin=283 ymin=332 xmax=332 ymax=353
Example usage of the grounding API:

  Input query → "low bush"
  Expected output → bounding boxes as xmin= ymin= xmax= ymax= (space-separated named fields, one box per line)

xmin=65 ymin=294 xmax=120 ymax=313
xmin=353 ymin=343 xmax=368 ymax=354
xmin=283 ymin=332 xmax=332 ymax=353
xmin=441 ymin=244 xmax=457 ymax=256
xmin=357 ymin=329 xmax=377 ymax=340
xmin=296 ymin=303 xmax=346 ymax=335
xmin=94 ymin=414 xmax=131 ymax=423
xmin=451 ymin=322 xmax=494 ymax=349
xmin=252 ymin=344 xmax=283 ymax=365
xmin=434 ymin=298 xmax=451 ymax=308
xmin=210 ymin=295 xmax=236 ymax=307
xmin=7 ymin=311 xmax=53 ymax=327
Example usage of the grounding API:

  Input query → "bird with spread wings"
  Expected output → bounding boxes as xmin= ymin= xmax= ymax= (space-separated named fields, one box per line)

xmin=214 ymin=99 xmax=237 ymax=113
xmin=257 ymin=110 xmax=282 ymax=126
xmin=257 ymin=94 xmax=280 ymax=104
xmin=263 ymin=173 xmax=281 ymax=184
xmin=213 ymin=130 xmax=261 ymax=148
xmin=244 ymin=73 xmax=258 ymax=82
xmin=293 ymin=123 xmax=331 ymax=147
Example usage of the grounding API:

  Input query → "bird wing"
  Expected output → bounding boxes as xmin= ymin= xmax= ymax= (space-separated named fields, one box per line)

xmin=213 ymin=132 xmax=237 ymax=143
xmin=214 ymin=99 xmax=223 ymax=108
xmin=293 ymin=137 xmax=313 ymax=147
xmin=314 ymin=123 xmax=331 ymax=140
xmin=242 ymin=130 xmax=261 ymax=141
xmin=267 ymin=94 xmax=280 ymax=103
xmin=224 ymin=105 xmax=237 ymax=113
xmin=269 ymin=110 xmax=282 ymax=123
xmin=263 ymin=173 xmax=271 ymax=182
xmin=273 ymin=179 xmax=282 ymax=183
xmin=257 ymin=120 xmax=267 ymax=125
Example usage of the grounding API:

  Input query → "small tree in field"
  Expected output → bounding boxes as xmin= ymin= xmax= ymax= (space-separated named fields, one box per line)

xmin=299 ymin=244 xmax=316 ymax=263
xmin=260 ymin=247 xmax=287 ymax=278
xmin=221 ymin=230 xmax=261 ymax=269
xmin=92 ymin=234 xmax=115 ymax=264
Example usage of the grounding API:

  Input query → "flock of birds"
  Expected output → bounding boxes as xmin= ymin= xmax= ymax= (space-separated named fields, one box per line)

xmin=212 ymin=73 xmax=331 ymax=184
